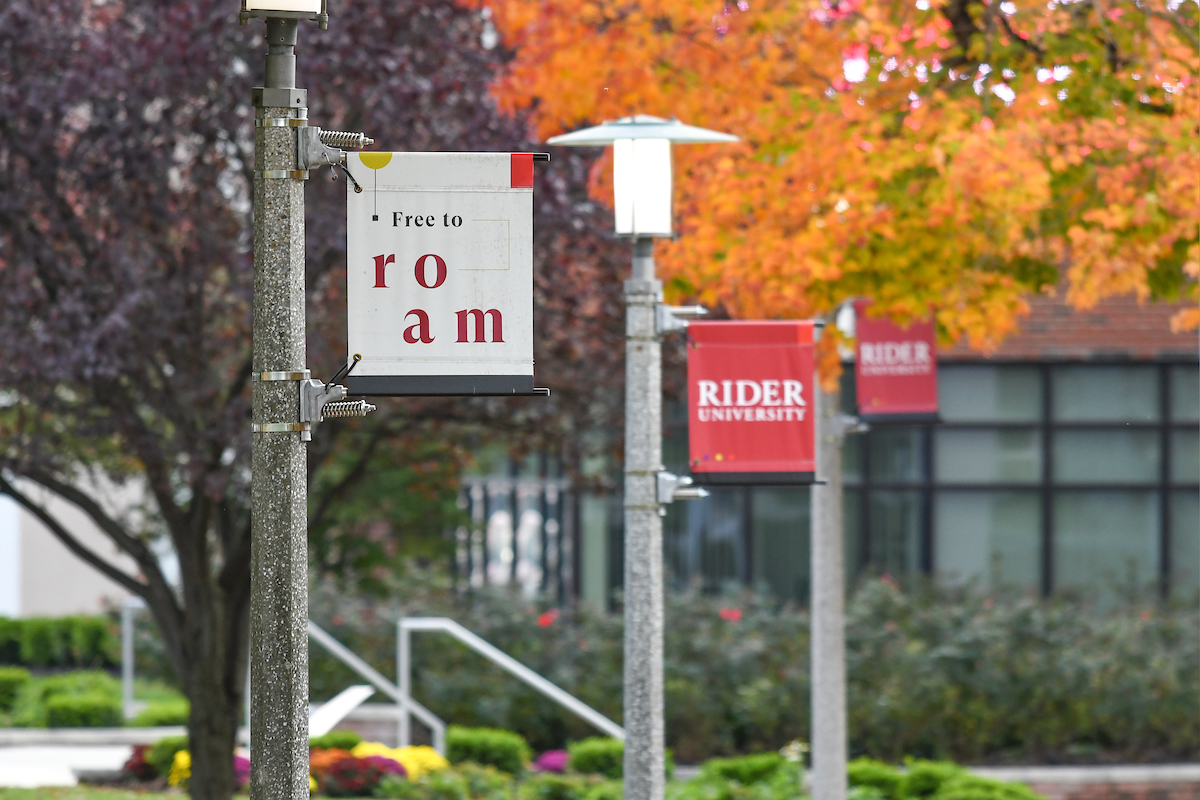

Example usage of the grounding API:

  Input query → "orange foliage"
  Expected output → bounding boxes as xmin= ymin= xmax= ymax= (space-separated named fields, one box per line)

xmin=477 ymin=0 xmax=1198 ymax=343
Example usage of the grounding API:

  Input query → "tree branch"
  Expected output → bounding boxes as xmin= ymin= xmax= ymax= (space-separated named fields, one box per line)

xmin=0 ymin=474 xmax=148 ymax=598
xmin=15 ymin=465 xmax=181 ymax=621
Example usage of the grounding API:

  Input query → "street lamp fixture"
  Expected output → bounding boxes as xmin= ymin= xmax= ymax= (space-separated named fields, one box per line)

xmin=240 ymin=0 xmax=328 ymax=29
xmin=547 ymin=115 xmax=737 ymax=238
xmin=546 ymin=113 xmax=735 ymax=800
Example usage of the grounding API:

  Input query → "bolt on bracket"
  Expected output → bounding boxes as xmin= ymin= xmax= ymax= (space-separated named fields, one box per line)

xmin=657 ymin=470 xmax=710 ymax=511
xmin=656 ymin=304 xmax=708 ymax=334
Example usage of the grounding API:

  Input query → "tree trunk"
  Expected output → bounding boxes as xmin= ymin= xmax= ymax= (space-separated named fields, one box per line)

xmin=159 ymin=569 xmax=249 ymax=800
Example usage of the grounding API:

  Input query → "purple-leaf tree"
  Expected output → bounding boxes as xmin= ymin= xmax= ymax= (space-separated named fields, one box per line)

xmin=0 ymin=1 xmax=625 ymax=798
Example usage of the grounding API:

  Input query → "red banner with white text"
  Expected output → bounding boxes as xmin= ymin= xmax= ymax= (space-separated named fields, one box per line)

xmin=688 ymin=321 xmax=815 ymax=485
xmin=854 ymin=300 xmax=938 ymax=419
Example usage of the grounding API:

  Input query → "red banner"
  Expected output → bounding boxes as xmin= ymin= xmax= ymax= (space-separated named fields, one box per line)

xmin=854 ymin=300 xmax=938 ymax=419
xmin=687 ymin=321 xmax=816 ymax=485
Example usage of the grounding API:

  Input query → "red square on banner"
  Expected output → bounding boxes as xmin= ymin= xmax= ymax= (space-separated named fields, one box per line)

xmin=854 ymin=300 xmax=938 ymax=419
xmin=687 ymin=321 xmax=816 ymax=485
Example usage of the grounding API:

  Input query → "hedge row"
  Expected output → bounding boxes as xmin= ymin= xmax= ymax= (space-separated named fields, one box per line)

xmin=0 ymin=616 xmax=119 ymax=668
xmin=308 ymin=574 xmax=1199 ymax=764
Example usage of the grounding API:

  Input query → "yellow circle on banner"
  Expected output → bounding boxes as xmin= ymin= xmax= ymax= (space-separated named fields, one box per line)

xmin=359 ymin=152 xmax=393 ymax=170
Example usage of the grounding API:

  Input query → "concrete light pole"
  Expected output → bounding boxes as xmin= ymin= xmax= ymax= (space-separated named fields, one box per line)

xmin=249 ymin=15 xmax=311 ymax=800
xmin=810 ymin=312 xmax=866 ymax=800
xmin=240 ymin=3 xmax=371 ymax=797
xmin=622 ymin=236 xmax=667 ymax=800
xmin=547 ymin=116 xmax=735 ymax=800
xmin=810 ymin=384 xmax=848 ymax=800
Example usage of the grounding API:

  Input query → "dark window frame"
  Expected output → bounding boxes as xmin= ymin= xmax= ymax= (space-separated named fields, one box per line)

xmin=843 ymin=358 xmax=1199 ymax=597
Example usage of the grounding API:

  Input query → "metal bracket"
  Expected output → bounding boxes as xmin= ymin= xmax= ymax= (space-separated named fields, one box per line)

xmin=831 ymin=414 xmax=869 ymax=438
xmin=657 ymin=471 xmax=709 ymax=512
xmin=298 ymin=127 xmax=345 ymax=172
xmin=298 ymin=356 xmax=376 ymax=439
xmin=252 ymin=422 xmax=308 ymax=434
xmin=656 ymin=304 xmax=708 ymax=334
xmin=258 ymin=169 xmax=308 ymax=180
xmin=251 ymin=370 xmax=312 ymax=436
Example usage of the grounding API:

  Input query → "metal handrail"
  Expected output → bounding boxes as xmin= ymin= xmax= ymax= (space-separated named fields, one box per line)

xmin=307 ymin=620 xmax=447 ymax=753
xmin=397 ymin=616 xmax=625 ymax=746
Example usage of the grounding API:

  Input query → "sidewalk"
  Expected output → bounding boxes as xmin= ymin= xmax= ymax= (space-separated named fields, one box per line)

xmin=0 ymin=745 xmax=132 ymax=788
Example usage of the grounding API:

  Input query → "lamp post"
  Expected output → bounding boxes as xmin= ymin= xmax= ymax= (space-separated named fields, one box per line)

xmin=548 ymin=116 xmax=736 ymax=800
xmin=237 ymin=2 xmax=369 ymax=798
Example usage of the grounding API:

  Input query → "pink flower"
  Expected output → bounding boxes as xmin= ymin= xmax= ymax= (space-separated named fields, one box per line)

xmin=534 ymin=750 xmax=569 ymax=773
xmin=719 ymin=607 xmax=743 ymax=622
xmin=233 ymin=755 xmax=250 ymax=789
xmin=538 ymin=608 xmax=559 ymax=627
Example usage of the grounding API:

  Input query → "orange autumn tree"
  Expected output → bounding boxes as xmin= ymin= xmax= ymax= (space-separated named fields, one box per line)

xmin=479 ymin=0 xmax=1198 ymax=348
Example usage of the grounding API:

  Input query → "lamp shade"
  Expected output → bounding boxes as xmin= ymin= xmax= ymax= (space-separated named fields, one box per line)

xmin=614 ymin=138 xmax=672 ymax=237
xmin=547 ymin=115 xmax=737 ymax=238
xmin=245 ymin=0 xmax=322 ymax=11
xmin=546 ymin=115 xmax=739 ymax=146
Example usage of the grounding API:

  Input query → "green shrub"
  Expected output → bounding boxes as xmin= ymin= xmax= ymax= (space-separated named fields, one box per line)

xmin=11 ymin=670 xmax=121 ymax=727
xmin=583 ymin=781 xmax=623 ymax=800
xmin=0 ymin=616 xmax=120 ymax=668
xmin=19 ymin=617 xmax=70 ymax=667
xmin=311 ymin=576 xmax=1200 ymax=764
xmin=134 ymin=698 xmax=189 ymax=726
xmin=447 ymin=726 xmax=533 ymax=775
xmin=699 ymin=753 xmax=785 ymax=785
xmin=933 ymin=776 xmax=1046 ymax=800
xmin=0 ymin=666 xmax=31 ymax=711
xmin=567 ymin=738 xmax=623 ymax=779
xmin=667 ymin=763 xmax=800 ymax=800
xmin=374 ymin=764 xmax=515 ymax=800
xmin=459 ymin=763 xmax=517 ymax=800
xmin=899 ymin=761 xmax=965 ymax=799
xmin=848 ymin=758 xmax=902 ymax=800
xmin=312 ymin=729 xmax=364 ymax=751
xmin=68 ymin=616 xmax=120 ymax=667
xmin=850 ymin=787 xmax=889 ymax=800
xmin=45 ymin=692 xmax=123 ymax=727
xmin=0 ymin=618 xmax=21 ymax=663
xmin=148 ymin=735 xmax=190 ymax=777
xmin=517 ymin=773 xmax=600 ymax=800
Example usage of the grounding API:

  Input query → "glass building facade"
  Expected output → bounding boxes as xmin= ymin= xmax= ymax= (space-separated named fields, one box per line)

xmin=456 ymin=360 xmax=1198 ymax=608
xmin=660 ymin=361 xmax=1199 ymax=604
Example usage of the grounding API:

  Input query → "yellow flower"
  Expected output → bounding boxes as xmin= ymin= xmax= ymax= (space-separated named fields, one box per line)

xmin=349 ymin=742 xmax=449 ymax=780
xmin=168 ymin=750 xmax=191 ymax=788
xmin=310 ymin=775 xmax=317 ymax=791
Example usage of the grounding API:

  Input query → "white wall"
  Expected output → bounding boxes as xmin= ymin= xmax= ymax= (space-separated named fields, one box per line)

xmin=7 ymin=482 xmax=135 ymax=618
xmin=0 ymin=495 xmax=20 ymax=617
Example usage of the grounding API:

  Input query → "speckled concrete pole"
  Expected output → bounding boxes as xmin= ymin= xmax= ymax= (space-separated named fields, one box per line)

xmin=250 ymin=17 xmax=310 ymax=800
xmin=811 ymin=384 xmax=847 ymax=800
xmin=623 ymin=237 xmax=665 ymax=800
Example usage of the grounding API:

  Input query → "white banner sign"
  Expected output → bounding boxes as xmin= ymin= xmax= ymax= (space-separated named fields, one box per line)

xmin=345 ymin=152 xmax=536 ymax=395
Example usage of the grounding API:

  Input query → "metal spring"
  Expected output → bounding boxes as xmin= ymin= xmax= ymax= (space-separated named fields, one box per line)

xmin=319 ymin=130 xmax=375 ymax=150
xmin=321 ymin=400 xmax=377 ymax=419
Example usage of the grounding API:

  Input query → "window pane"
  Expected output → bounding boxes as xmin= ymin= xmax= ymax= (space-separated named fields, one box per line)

xmin=868 ymin=490 xmax=924 ymax=579
xmin=1172 ymin=430 xmax=1199 ymax=484
xmin=869 ymin=428 xmax=925 ymax=483
xmin=1053 ymin=491 xmax=1159 ymax=597
xmin=935 ymin=491 xmax=1041 ymax=590
xmin=935 ymin=429 xmax=1041 ymax=484
xmin=842 ymin=436 xmax=863 ymax=483
xmin=664 ymin=487 xmax=746 ymax=590
xmin=845 ymin=488 xmax=863 ymax=587
xmin=751 ymin=488 xmax=809 ymax=604
xmin=939 ymin=365 xmax=1041 ymax=422
xmin=1170 ymin=491 xmax=1198 ymax=601
xmin=1170 ymin=365 xmax=1199 ymax=423
xmin=1052 ymin=365 xmax=1159 ymax=422
xmin=1054 ymin=430 xmax=1159 ymax=484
